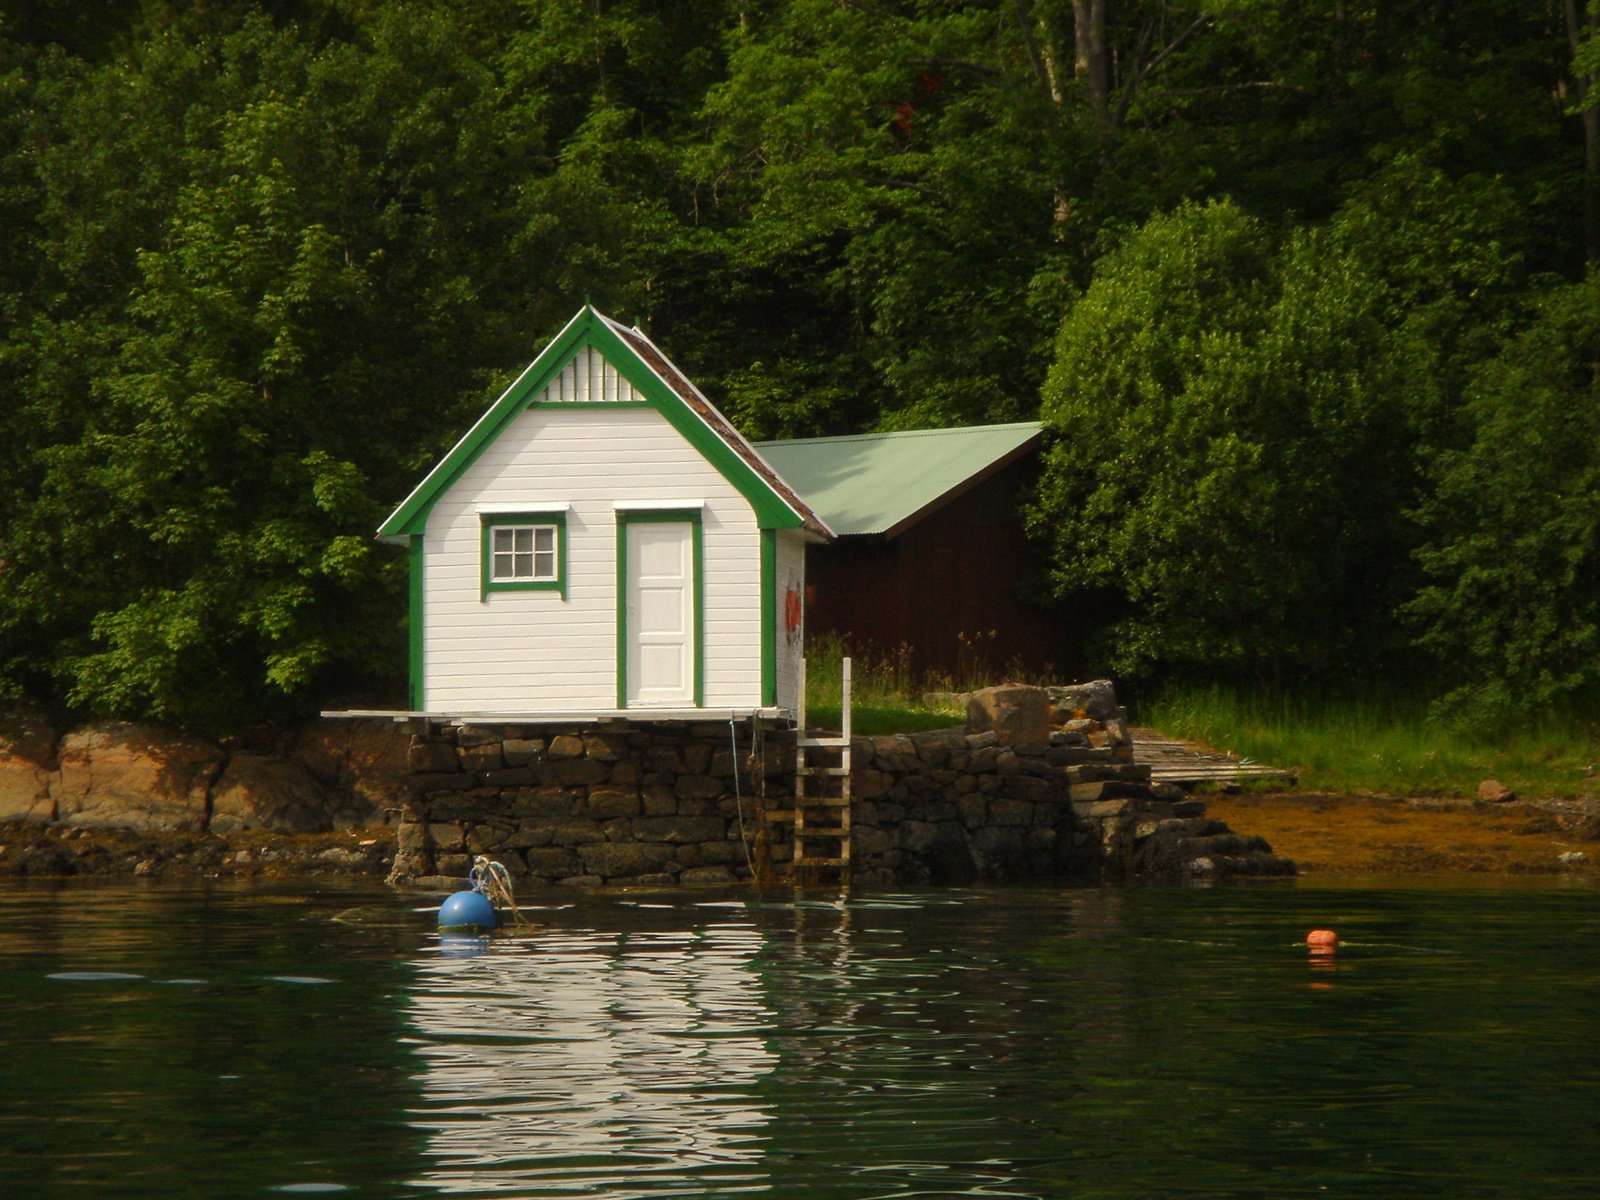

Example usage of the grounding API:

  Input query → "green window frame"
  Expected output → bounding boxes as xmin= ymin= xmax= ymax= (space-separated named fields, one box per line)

xmin=480 ymin=511 xmax=568 ymax=600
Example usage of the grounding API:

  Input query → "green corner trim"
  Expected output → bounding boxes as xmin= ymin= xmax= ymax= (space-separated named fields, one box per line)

xmin=760 ymin=530 xmax=776 ymax=707
xmin=615 ymin=517 xmax=629 ymax=710
xmin=693 ymin=518 xmax=705 ymax=708
xmin=378 ymin=307 xmax=803 ymax=538
xmin=479 ymin=511 xmax=568 ymax=601
xmin=408 ymin=536 xmax=424 ymax=711
xmin=615 ymin=509 xmax=704 ymax=710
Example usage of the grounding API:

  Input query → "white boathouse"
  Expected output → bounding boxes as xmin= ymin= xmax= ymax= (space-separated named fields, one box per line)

xmin=377 ymin=306 xmax=833 ymax=720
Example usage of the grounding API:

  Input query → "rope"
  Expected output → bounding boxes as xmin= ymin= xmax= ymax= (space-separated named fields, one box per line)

xmin=748 ymin=714 xmax=773 ymax=884
xmin=729 ymin=712 xmax=756 ymax=880
xmin=470 ymin=855 xmax=528 ymax=927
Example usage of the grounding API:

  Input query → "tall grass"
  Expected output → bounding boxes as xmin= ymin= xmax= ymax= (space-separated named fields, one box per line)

xmin=1145 ymin=684 xmax=1600 ymax=800
xmin=801 ymin=634 xmax=1012 ymax=735
xmin=799 ymin=639 xmax=1600 ymax=799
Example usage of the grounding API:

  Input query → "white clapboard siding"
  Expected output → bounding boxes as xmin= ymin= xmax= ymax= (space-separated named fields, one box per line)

xmin=422 ymin=404 xmax=763 ymax=713
xmin=774 ymin=530 xmax=807 ymax=712
xmin=541 ymin=344 xmax=637 ymax=405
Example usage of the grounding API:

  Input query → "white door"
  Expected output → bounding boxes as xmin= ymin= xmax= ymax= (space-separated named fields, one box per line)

xmin=625 ymin=521 xmax=694 ymax=707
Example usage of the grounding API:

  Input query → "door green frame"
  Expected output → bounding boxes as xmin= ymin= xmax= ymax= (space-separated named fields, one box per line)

xmin=615 ymin=510 xmax=705 ymax=710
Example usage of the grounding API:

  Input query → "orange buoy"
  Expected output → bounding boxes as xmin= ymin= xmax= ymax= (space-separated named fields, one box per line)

xmin=1306 ymin=929 xmax=1338 ymax=953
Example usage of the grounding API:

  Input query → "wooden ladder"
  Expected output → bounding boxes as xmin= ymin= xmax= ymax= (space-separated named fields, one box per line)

xmin=784 ymin=657 xmax=852 ymax=885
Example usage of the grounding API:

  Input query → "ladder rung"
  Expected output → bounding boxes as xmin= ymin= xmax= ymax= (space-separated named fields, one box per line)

xmin=793 ymin=856 xmax=847 ymax=867
xmin=798 ymin=736 xmax=851 ymax=748
xmin=766 ymin=800 xmax=850 ymax=821
xmin=800 ymin=826 xmax=848 ymax=837
xmin=797 ymin=797 xmax=850 ymax=807
xmin=797 ymin=766 xmax=850 ymax=776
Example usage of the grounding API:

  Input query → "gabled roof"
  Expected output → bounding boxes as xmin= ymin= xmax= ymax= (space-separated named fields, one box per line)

xmin=378 ymin=306 xmax=832 ymax=539
xmin=755 ymin=422 xmax=1042 ymax=538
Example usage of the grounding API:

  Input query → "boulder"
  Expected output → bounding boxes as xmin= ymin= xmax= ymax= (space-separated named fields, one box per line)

xmin=966 ymin=685 xmax=1051 ymax=748
xmin=407 ymin=738 xmax=459 ymax=773
xmin=287 ymin=717 xmax=410 ymax=826
xmin=0 ymin=710 xmax=57 ymax=824
xmin=211 ymin=754 xmax=336 ymax=833
xmin=1047 ymin=680 xmax=1121 ymax=723
xmin=548 ymin=735 xmax=586 ymax=759
xmin=52 ymin=722 xmax=222 ymax=832
xmin=1477 ymin=779 xmax=1516 ymax=804
xmin=577 ymin=841 xmax=674 ymax=878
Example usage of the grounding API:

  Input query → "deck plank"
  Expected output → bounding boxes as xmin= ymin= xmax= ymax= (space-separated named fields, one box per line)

xmin=1130 ymin=727 xmax=1296 ymax=786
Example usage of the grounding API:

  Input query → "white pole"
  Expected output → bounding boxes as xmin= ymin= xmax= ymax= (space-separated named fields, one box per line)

xmin=841 ymin=657 xmax=852 ymax=742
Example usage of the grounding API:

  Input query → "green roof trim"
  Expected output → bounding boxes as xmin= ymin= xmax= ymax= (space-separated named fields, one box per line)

xmin=378 ymin=307 xmax=821 ymax=538
xmin=755 ymin=422 xmax=1042 ymax=537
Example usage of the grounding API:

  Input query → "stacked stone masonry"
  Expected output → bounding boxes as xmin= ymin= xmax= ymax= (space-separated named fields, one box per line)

xmin=392 ymin=696 xmax=1293 ymax=889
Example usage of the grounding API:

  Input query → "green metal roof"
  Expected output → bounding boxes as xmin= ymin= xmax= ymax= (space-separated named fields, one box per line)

xmin=755 ymin=422 xmax=1042 ymax=537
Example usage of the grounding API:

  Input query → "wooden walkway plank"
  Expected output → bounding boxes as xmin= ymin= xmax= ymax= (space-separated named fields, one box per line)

xmin=1130 ymin=726 xmax=1296 ymax=787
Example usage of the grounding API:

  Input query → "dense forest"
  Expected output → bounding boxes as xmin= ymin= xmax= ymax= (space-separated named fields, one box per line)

xmin=0 ymin=0 xmax=1595 ymax=732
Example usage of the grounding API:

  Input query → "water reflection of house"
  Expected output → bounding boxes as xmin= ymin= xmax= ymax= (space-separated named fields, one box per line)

xmin=403 ymin=922 xmax=775 ymax=1195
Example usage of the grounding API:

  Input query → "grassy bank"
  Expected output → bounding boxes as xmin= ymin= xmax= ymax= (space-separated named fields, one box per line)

xmin=799 ymin=638 xmax=1599 ymax=801
xmin=801 ymin=639 xmax=969 ymax=736
xmin=1144 ymin=685 xmax=1600 ymax=801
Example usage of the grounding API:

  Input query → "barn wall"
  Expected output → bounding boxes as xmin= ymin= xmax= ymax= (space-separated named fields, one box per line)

xmin=805 ymin=455 xmax=1082 ymax=682
xmin=421 ymin=404 xmax=763 ymax=713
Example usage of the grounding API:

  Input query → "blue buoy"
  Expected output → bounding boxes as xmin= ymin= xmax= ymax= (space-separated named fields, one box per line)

xmin=438 ymin=889 xmax=497 ymax=931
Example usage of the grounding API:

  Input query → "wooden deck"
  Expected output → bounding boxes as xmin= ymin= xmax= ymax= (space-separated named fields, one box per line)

xmin=1131 ymin=727 xmax=1296 ymax=787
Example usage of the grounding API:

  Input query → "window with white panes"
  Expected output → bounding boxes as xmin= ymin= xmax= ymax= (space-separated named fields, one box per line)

xmin=491 ymin=524 xmax=557 ymax=581
xmin=480 ymin=512 xmax=567 ymax=597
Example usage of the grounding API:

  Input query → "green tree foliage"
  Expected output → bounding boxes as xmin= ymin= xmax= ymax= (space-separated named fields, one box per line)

xmin=0 ymin=3 xmax=586 ymax=726
xmin=1030 ymin=164 xmax=1527 ymax=691
xmin=1407 ymin=274 xmax=1600 ymax=719
xmin=677 ymin=0 xmax=1065 ymax=435
xmin=1032 ymin=199 xmax=1316 ymax=685
xmin=0 ymin=0 xmax=1594 ymax=729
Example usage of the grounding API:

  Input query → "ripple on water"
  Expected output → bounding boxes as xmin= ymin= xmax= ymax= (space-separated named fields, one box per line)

xmin=404 ymin=922 xmax=778 ymax=1196
xmin=7 ymin=881 xmax=1600 ymax=1199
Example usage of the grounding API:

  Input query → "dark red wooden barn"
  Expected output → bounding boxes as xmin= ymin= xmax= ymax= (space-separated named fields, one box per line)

xmin=756 ymin=423 xmax=1082 ymax=683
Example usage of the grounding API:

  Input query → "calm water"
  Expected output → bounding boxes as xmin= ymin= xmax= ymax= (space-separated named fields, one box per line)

xmin=1 ymin=877 xmax=1597 ymax=1199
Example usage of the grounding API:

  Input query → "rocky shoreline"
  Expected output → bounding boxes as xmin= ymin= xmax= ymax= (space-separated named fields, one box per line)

xmin=0 ymin=710 xmax=411 ymax=880
xmin=7 ymin=790 xmax=1596 ymax=882
xmin=0 ymin=821 xmax=395 ymax=879
xmin=1208 ymin=790 xmax=1600 ymax=876
xmin=9 ymin=692 xmax=1587 ymax=883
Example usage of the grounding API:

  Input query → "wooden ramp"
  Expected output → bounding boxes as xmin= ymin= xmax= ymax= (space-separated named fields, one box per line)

xmin=1131 ymin=727 xmax=1296 ymax=787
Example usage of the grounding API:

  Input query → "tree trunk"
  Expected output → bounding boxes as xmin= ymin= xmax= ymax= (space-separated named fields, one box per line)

xmin=1070 ymin=0 xmax=1111 ymax=131
xmin=1564 ymin=0 xmax=1600 ymax=265
xmin=1037 ymin=8 xmax=1072 ymax=228
xmin=1010 ymin=2 xmax=1074 ymax=230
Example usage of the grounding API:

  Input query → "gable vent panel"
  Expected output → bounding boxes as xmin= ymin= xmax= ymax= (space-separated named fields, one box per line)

xmin=540 ymin=345 xmax=637 ymax=404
